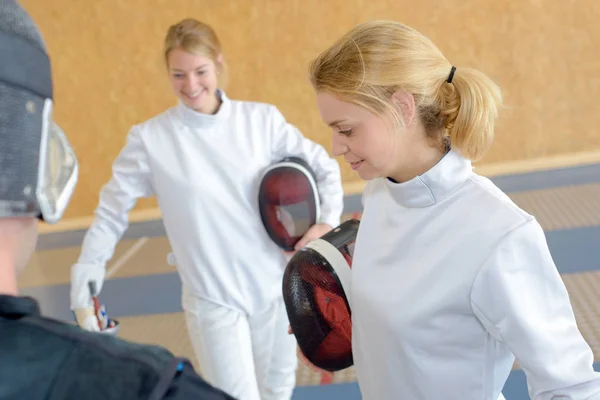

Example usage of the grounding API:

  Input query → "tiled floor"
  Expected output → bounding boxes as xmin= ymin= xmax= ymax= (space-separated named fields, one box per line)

xmin=17 ymin=163 xmax=600 ymax=399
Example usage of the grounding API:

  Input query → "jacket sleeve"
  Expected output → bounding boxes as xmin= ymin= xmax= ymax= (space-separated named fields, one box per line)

xmin=71 ymin=126 xmax=154 ymax=309
xmin=471 ymin=217 xmax=600 ymax=400
xmin=268 ymin=105 xmax=344 ymax=229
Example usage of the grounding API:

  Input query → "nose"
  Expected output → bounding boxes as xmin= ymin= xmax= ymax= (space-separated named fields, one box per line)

xmin=331 ymin=134 xmax=348 ymax=157
xmin=183 ymin=74 xmax=199 ymax=90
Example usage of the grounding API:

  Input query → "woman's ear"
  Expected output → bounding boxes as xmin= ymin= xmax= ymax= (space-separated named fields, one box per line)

xmin=391 ymin=91 xmax=416 ymax=127
xmin=215 ymin=53 xmax=224 ymax=76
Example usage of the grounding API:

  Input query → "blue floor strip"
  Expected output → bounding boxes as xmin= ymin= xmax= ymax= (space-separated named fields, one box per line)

xmin=292 ymin=382 xmax=361 ymax=399
xmin=490 ymin=163 xmax=600 ymax=193
xmin=545 ymin=226 xmax=600 ymax=274
xmin=25 ymin=273 xmax=184 ymax=323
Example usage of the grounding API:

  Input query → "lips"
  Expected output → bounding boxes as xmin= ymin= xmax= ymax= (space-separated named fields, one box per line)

xmin=349 ymin=160 xmax=364 ymax=170
xmin=182 ymin=89 xmax=204 ymax=100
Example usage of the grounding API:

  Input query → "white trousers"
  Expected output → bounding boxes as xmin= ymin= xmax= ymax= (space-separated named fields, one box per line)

xmin=182 ymin=286 xmax=298 ymax=400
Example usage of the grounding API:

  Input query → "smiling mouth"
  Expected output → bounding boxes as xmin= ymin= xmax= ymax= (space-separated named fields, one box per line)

xmin=183 ymin=89 xmax=203 ymax=100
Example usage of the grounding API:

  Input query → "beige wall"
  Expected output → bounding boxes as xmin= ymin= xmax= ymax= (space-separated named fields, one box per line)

xmin=20 ymin=0 xmax=600 ymax=218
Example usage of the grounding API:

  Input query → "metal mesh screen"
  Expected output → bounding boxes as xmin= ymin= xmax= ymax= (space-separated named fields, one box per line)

xmin=0 ymin=81 xmax=43 ymax=216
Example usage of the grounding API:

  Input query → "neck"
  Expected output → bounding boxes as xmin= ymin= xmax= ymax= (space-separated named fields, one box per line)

xmin=0 ymin=250 xmax=18 ymax=296
xmin=390 ymin=144 xmax=447 ymax=183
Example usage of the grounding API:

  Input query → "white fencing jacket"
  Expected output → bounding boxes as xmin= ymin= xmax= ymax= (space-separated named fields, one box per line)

xmin=351 ymin=150 xmax=600 ymax=399
xmin=71 ymin=91 xmax=344 ymax=316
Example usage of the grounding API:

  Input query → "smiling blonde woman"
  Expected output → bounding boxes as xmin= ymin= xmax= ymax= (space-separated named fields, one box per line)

xmin=69 ymin=18 xmax=344 ymax=400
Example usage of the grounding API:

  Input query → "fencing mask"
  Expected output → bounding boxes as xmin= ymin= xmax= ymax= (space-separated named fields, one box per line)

xmin=258 ymin=156 xmax=320 ymax=252
xmin=282 ymin=218 xmax=359 ymax=372
xmin=0 ymin=1 xmax=78 ymax=224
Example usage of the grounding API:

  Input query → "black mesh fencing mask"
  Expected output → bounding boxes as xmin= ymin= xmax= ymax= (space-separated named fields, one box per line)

xmin=0 ymin=1 xmax=78 ymax=224
xmin=282 ymin=218 xmax=359 ymax=372
xmin=258 ymin=157 xmax=320 ymax=251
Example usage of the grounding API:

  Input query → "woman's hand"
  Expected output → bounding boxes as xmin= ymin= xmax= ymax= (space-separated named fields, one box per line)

xmin=283 ymin=223 xmax=333 ymax=258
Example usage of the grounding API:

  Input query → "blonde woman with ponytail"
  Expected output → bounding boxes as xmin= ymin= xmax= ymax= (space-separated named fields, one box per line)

xmin=308 ymin=20 xmax=600 ymax=399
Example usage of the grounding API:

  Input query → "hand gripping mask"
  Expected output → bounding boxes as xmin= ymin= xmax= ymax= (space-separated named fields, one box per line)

xmin=282 ymin=218 xmax=359 ymax=372
xmin=258 ymin=157 xmax=320 ymax=251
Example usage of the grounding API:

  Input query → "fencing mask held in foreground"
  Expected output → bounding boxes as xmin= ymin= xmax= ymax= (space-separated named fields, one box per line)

xmin=282 ymin=218 xmax=359 ymax=372
xmin=0 ymin=2 xmax=78 ymax=224
xmin=259 ymin=157 xmax=320 ymax=251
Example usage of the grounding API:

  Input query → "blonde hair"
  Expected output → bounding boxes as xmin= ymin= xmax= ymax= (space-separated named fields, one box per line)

xmin=309 ymin=20 xmax=503 ymax=161
xmin=164 ymin=18 xmax=227 ymax=87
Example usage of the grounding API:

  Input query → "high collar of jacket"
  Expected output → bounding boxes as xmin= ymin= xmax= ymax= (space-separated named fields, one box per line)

xmin=384 ymin=149 xmax=473 ymax=208
xmin=0 ymin=295 xmax=40 ymax=319
xmin=175 ymin=89 xmax=232 ymax=129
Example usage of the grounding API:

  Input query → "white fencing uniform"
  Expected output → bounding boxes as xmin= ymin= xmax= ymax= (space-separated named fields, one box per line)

xmin=70 ymin=90 xmax=344 ymax=400
xmin=351 ymin=149 xmax=600 ymax=400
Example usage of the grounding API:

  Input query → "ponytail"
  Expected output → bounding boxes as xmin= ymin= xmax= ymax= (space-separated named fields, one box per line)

xmin=437 ymin=67 xmax=503 ymax=161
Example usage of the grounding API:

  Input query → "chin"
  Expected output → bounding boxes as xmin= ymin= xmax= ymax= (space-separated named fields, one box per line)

xmin=183 ymin=96 xmax=205 ymax=110
xmin=356 ymin=169 xmax=381 ymax=181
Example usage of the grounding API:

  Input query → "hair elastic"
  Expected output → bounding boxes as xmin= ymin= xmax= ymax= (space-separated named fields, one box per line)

xmin=447 ymin=66 xmax=456 ymax=83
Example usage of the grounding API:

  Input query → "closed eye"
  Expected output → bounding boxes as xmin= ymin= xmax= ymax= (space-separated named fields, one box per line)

xmin=339 ymin=129 xmax=353 ymax=136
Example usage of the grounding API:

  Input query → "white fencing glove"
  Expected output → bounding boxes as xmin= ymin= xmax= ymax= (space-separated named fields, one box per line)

xmin=70 ymin=262 xmax=106 ymax=332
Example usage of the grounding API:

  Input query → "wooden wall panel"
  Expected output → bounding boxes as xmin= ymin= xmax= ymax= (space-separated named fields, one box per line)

xmin=19 ymin=0 xmax=600 ymax=218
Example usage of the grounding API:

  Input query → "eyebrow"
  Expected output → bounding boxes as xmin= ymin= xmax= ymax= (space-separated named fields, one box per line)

xmin=171 ymin=64 xmax=210 ymax=72
xmin=327 ymin=119 xmax=346 ymax=127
